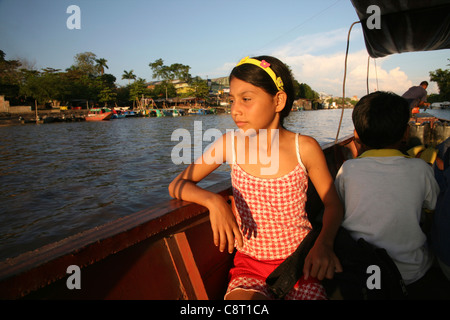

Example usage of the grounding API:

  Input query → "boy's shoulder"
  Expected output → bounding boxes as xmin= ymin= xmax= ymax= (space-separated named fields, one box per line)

xmin=342 ymin=153 xmax=434 ymax=173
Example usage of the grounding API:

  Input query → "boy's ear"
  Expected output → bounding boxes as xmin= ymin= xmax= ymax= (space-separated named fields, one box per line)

xmin=353 ymin=129 xmax=364 ymax=152
xmin=354 ymin=129 xmax=361 ymax=144
xmin=274 ymin=91 xmax=287 ymax=113
xmin=402 ymin=125 xmax=410 ymax=142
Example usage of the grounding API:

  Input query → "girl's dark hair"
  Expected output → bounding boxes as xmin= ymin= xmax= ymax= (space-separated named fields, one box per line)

xmin=229 ymin=55 xmax=295 ymax=127
xmin=352 ymin=91 xmax=410 ymax=149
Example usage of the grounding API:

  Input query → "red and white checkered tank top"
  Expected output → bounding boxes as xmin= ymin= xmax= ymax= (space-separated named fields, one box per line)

xmin=231 ymin=132 xmax=312 ymax=260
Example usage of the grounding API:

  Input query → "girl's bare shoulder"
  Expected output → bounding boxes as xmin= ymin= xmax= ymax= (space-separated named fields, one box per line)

xmin=298 ymin=134 xmax=320 ymax=147
xmin=297 ymin=134 xmax=323 ymax=163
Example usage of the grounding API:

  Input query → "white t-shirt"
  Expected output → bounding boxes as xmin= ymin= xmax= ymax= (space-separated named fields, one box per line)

xmin=335 ymin=149 xmax=440 ymax=285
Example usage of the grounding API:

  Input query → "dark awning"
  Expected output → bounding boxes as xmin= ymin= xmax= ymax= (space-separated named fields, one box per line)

xmin=350 ymin=0 xmax=450 ymax=58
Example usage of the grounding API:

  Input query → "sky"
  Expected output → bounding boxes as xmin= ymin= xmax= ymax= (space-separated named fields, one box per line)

xmin=0 ymin=0 xmax=448 ymax=99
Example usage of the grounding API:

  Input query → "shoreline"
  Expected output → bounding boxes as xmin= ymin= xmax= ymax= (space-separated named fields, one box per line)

xmin=0 ymin=110 xmax=88 ymax=126
xmin=0 ymin=107 xmax=353 ymax=127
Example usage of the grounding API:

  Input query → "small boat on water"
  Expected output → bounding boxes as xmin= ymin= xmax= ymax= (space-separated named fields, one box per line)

xmin=431 ymin=102 xmax=450 ymax=110
xmin=161 ymin=108 xmax=186 ymax=117
xmin=85 ymin=108 xmax=113 ymax=121
xmin=187 ymin=108 xmax=216 ymax=115
xmin=187 ymin=108 xmax=207 ymax=115
xmin=173 ymin=109 xmax=185 ymax=117
xmin=123 ymin=110 xmax=138 ymax=118
xmin=149 ymin=109 xmax=164 ymax=117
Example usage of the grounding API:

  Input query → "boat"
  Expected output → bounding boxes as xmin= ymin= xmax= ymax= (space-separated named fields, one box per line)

xmin=172 ymin=109 xmax=185 ymax=117
xmin=187 ymin=108 xmax=216 ymax=115
xmin=431 ymin=102 xmax=450 ymax=110
xmin=123 ymin=110 xmax=138 ymax=118
xmin=85 ymin=108 xmax=113 ymax=121
xmin=111 ymin=113 xmax=126 ymax=119
xmin=188 ymin=108 xmax=207 ymax=115
xmin=162 ymin=108 xmax=184 ymax=117
xmin=0 ymin=0 xmax=449 ymax=301
xmin=149 ymin=109 xmax=164 ymax=117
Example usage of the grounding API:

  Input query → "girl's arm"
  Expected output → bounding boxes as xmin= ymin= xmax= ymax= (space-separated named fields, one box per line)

xmin=168 ymin=133 xmax=243 ymax=254
xmin=299 ymin=136 xmax=344 ymax=280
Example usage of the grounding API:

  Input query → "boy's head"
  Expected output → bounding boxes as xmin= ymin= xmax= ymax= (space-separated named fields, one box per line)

xmin=352 ymin=91 xmax=410 ymax=149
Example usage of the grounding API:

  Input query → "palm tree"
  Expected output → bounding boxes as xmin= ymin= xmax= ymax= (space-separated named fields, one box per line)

xmin=95 ymin=58 xmax=108 ymax=75
xmin=122 ymin=70 xmax=136 ymax=85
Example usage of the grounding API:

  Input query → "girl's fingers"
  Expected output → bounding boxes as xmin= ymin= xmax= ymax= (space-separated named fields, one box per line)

xmin=219 ymin=229 xmax=227 ymax=252
xmin=325 ymin=265 xmax=335 ymax=280
xmin=212 ymin=226 xmax=219 ymax=248
xmin=316 ymin=265 xmax=327 ymax=281
xmin=304 ymin=258 xmax=327 ymax=280
xmin=226 ymin=230 xmax=235 ymax=254
xmin=303 ymin=259 xmax=311 ymax=280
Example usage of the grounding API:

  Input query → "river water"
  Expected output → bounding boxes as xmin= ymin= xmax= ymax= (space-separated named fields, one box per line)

xmin=1 ymin=108 xmax=448 ymax=261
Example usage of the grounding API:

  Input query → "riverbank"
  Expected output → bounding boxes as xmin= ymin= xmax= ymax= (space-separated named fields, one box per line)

xmin=0 ymin=106 xmax=335 ymax=126
xmin=0 ymin=107 xmax=228 ymax=126
xmin=0 ymin=110 xmax=88 ymax=125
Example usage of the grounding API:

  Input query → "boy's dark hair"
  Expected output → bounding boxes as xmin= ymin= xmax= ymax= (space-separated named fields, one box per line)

xmin=229 ymin=55 xmax=295 ymax=127
xmin=352 ymin=91 xmax=410 ymax=149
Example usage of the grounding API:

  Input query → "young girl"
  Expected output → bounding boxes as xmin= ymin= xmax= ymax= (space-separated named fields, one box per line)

xmin=168 ymin=56 xmax=343 ymax=300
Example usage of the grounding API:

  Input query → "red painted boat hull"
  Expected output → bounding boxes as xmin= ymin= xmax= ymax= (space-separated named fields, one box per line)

xmin=85 ymin=112 xmax=112 ymax=121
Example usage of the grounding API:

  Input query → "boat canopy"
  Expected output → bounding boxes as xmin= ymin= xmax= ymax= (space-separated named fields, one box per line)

xmin=350 ymin=0 xmax=450 ymax=58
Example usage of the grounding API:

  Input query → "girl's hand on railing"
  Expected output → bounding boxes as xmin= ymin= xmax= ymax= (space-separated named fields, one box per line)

xmin=207 ymin=195 xmax=243 ymax=254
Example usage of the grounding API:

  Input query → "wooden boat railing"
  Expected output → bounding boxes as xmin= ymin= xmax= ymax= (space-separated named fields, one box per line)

xmin=0 ymin=181 xmax=233 ymax=300
xmin=0 ymin=134 xmax=357 ymax=300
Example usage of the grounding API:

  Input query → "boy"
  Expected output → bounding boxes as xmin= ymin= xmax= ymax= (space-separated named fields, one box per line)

xmin=334 ymin=91 xmax=439 ymax=286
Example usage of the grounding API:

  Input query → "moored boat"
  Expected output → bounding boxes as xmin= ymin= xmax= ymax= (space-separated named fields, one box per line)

xmin=149 ymin=109 xmax=164 ymax=117
xmin=85 ymin=108 xmax=113 ymax=121
xmin=187 ymin=108 xmax=207 ymax=115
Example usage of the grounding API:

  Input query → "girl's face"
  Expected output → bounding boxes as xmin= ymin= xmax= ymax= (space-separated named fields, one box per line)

xmin=229 ymin=78 xmax=285 ymax=133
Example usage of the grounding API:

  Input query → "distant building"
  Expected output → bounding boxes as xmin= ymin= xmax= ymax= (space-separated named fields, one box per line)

xmin=0 ymin=95 xmax=9 ymax=113
xmin=146 ymin=79 xmax=190 ymax=95
xmin=294 ymin=98 xmax=312 ymax=110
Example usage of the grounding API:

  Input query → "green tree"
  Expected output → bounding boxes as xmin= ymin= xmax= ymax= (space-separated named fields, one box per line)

xmin=149 ymin=58 xmax=166 ymax=80
xmin=122 ymin=70 xmax=136 ymax=84
xmin=429 ymin=59 xmax=450 ymax=101
xmin=98 ymin=86 xmax=117 ymax=106
xmin=19 ymin=68 xmax=72 ymax=107
xmin=63 ymin=53 xmax=117 ymax=105
xmin=150 ymin=81 xmax=176 ymax=100
xmin=0 ymin=50 xmax=23 ymax=99
xmin=96 ymin=73 xmax=117 ymax=107
xmin=95 ymin=58 xmax=108 ymax=76
xmin=184 ymin=76 xmax=209 ymax=101
xmin=72 ymin=52 xmax=98 ymax=76
xmin=19 ymin=71 xmax=50 ymax=106
xmin=129 ymin=78 xmax=148 ymax=107
xmin=170 ymin=63 xmax=191 ymax=82
xmin=148 ymin=58 xmax=191 ymax=82
xmin=298 ymin=82 xmax=319 ymax=100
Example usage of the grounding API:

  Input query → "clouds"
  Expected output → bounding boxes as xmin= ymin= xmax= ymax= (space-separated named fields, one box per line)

xmin=208 ymin=26 xmax=443 ymax=99
xmin=268 ymin=28 xmax=415 ymax=98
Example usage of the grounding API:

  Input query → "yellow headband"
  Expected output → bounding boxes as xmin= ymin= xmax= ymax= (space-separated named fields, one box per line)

xmin=236 ymin=56 xmax=284 ymax=92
